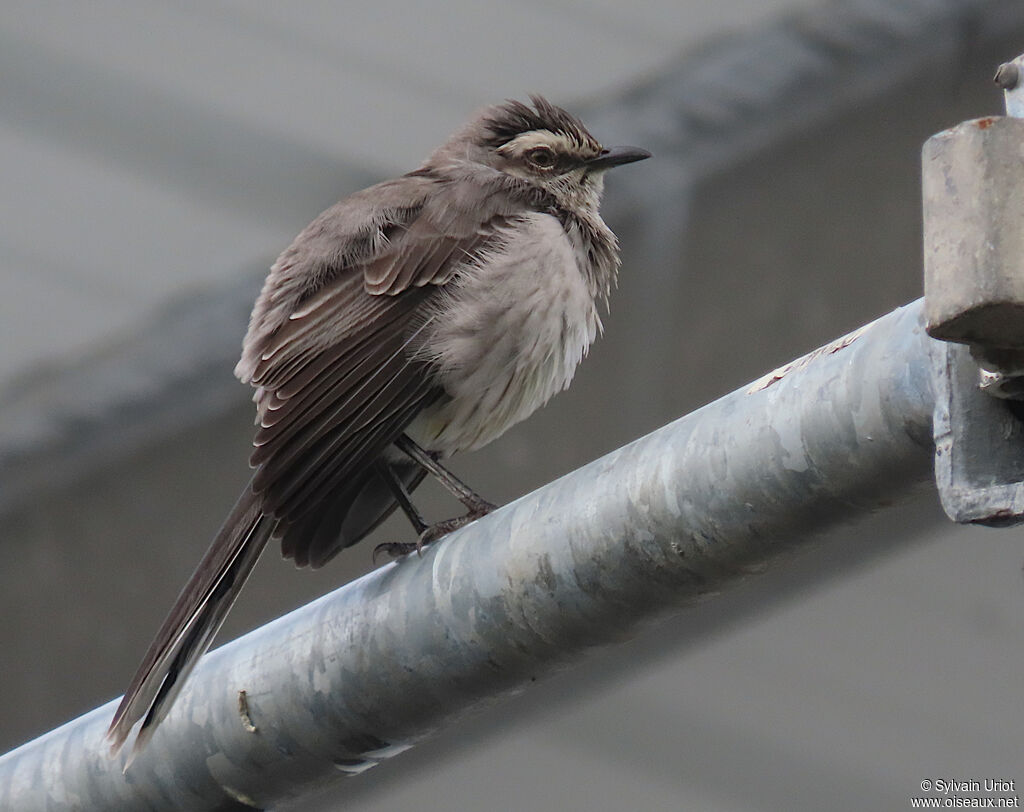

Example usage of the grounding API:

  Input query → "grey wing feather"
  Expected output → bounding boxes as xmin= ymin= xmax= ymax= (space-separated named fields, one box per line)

xmin=110 ymin=174 xmax=507 ymax=756
xmin=244 ymin=177 xmax=509 ymax=564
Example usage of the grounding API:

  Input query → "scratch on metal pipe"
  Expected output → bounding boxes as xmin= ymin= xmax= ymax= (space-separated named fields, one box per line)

xmin=747 ymin=319 xmax=877 ymax=394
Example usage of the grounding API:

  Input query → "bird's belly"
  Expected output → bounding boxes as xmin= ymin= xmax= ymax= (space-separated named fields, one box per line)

xmin=407 ymin=213 xmax=601 ymax=456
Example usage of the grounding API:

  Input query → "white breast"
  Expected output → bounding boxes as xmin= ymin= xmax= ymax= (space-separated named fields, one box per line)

xmin=408 ymin=211 xmax=602 ymax=455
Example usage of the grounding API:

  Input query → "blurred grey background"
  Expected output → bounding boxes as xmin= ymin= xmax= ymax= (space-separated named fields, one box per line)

xmin=3 ymin=1 xmax=1024 ymax=810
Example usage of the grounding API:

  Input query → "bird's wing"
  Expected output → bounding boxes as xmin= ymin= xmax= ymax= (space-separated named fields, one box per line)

xmin=109 ymin=175 xmax=506 ymax=757
xmin=245 ymin=184 xmax=504 ymax=550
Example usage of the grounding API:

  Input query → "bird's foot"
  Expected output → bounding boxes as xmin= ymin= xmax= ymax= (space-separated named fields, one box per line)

xmin=419 ymin=502 xmax=497 ymax=543
xmin=372 ymin=502 xmax=497 ymax=562
xmin=372 ymin=541 xmax=420 ymax=562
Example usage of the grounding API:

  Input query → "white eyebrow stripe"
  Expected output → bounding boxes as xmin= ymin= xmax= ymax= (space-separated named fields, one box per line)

xmin=497 ymin=130 xmax=581 ymax=156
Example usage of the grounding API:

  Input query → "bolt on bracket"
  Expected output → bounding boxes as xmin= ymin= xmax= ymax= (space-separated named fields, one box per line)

xmin=923 ymin=53 xmax=1024 ymax=525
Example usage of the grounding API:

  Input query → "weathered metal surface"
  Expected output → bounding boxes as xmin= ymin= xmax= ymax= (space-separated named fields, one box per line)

xmin=0 ymin=302 xmax=936 ymax=811
xmin=922 ymin=115 xmax=1024 ymax=348
xmin=922 ymin=54 xmax=1024 ymax=523
xmin=932 ymin=340 xmax=1024 ymax=525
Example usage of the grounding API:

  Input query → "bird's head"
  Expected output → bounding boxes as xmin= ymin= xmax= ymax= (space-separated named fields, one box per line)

xmin=427 ymin=95 xmax=650 ymax=213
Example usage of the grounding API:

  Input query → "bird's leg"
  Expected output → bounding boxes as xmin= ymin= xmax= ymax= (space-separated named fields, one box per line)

xmin=374 ymin=434 xmax=498 ymax=559
xmin=394 ymin=434 xmax=497 ymax=516
xmin=379 ymin=461 xmax=433 ymax=533
xmin=372 ymin=462 xmax=430 ymax=561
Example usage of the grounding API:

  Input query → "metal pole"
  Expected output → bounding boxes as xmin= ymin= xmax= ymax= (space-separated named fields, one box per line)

xmin=0 ymin=300 xmax=936 ymax=811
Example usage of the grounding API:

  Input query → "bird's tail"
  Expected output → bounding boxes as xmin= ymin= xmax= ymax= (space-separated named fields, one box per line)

xmin=106 ymin=482 xmax=274 ymax=764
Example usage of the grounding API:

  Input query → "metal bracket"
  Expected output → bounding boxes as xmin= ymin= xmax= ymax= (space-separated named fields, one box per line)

xmin=932 ymin=342 xmax=1024 ymax=525
xmin=924 ymin=53 xmax=1024 ymax=525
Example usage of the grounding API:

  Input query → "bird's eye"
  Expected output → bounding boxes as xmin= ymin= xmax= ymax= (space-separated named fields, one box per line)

xmin=526 ymin=146 xmax=556 ymax=169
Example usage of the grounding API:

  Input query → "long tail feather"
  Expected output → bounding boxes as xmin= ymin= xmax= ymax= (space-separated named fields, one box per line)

xmin=107 ymin=483 xmax=274 ymax=761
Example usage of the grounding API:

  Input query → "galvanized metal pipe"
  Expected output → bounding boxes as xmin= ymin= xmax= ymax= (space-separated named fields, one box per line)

xmin=0 ymin=300 xmax=937 ymax=811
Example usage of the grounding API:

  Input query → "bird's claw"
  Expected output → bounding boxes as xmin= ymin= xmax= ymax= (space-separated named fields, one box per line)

xmin=372 ymin=504 xmax=497 ymax=563
xmin=372 ymin=541 xmax=421 ymax=563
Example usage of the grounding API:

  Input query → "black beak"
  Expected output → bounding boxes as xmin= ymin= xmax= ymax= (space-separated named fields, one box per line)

xmin=585 ymin=146 xmax=652 ymax=172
